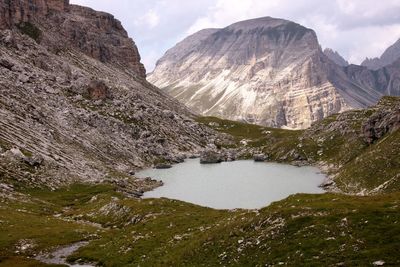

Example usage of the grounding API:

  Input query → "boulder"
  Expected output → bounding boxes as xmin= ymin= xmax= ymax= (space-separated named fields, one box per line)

xmin=154 ymin=163 xmax=172 ymax=169
xmin=200 ymin=150 xmax=222 ymax=164
xmin=24 ymin=155 xmax=44 ymax=167
xmin=87 ymin=80 xmax=109 ymax=100
xmin=253 ymin=153 xmax=267 ymax=162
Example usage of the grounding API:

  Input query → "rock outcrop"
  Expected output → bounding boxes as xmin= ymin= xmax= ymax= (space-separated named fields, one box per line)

xmin=362 ymin=38 xmax=400 ymax=70
xmin=0 ymin=0 xmax=69 ymax=29
xmin=0 ymin=0 xmax=146 ymax=78
xmin=362 ymin=97 xmax=400 ymax=144
xmin=149 ymin=17 xmax=391 ymax=129
xmin=0 ymin=0 xmax=218 ymax=189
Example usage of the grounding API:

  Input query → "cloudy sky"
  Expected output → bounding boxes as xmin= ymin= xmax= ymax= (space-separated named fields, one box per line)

xmin=71 ymin=0 xmax=400 ymax=72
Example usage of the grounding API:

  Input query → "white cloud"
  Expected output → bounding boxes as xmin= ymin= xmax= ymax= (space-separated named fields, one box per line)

xmin=135 ymin=9 xmax=160 ymax=29
xmin=184 ymin=0 xmax=400 ymax=64
xmin=70 ymin=0 xmax=400 ymax=69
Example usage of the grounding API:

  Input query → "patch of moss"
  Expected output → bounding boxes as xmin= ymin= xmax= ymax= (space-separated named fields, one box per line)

xmin=17 ymin=22 xmax=42 ymax=43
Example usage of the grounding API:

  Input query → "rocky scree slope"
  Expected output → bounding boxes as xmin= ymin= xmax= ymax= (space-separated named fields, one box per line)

xmin=0 ymin=0 xmax=220 ymax=191
xmin=149 ymin=17 xmax=400 ymax=129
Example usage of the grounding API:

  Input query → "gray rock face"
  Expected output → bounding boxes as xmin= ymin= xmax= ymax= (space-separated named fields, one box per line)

xmin=362 ymin=98 xmax=400 ymax=144
xmin=362 ymin=38 xmax=400 ymax=70
xmin=324 ymin=48 xmax=348 ymax=66
xmin=149 ymin=17 xmax=390 ymax=129
xmin=0 ymin=2 xmax=219 ymax=189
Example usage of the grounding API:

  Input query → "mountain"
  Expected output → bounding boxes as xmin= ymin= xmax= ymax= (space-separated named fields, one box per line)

xmin=149 ymin=17 xmax=388 ymax=129
xmin=323 ymin=48 xmax=348 ymax=66
xmin=0 ymin=0 xmax=218 ymax=190
xmin=362 ymin=38 xmax=400 ymax=70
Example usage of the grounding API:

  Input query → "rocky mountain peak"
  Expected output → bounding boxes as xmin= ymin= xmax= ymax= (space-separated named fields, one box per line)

xmin=149 ymin=16 xmax=399 ymax=129
xmin=149 ymin=17 xmax=348 ymax=129
xmin=323 ymin=48 xmax=348 ymax=66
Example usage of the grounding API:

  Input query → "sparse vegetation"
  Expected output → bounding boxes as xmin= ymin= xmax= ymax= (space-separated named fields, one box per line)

xmin=17 ymin=22 xmax=42 ymax=43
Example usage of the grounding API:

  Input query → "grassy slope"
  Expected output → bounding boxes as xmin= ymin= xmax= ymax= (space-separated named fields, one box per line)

xmin=0 ymin=183 xmax=399 ymax=266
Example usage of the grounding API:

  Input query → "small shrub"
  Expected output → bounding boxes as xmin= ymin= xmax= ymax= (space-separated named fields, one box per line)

xmin=17 ymin=22 xmax=42 ymax=43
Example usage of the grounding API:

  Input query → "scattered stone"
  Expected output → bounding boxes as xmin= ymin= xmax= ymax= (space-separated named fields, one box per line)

xmin=0 ymin=58 xmax=14 ymax=70
xmin=24 ymin=155 xmax=44 ymax=167
xmin=18 ymin=74 xmax=30 ymax=83
xmin=9 ymin=148 xmax=25 ymax=159
xmin=373 ymin=260 xmax=385 ymax=266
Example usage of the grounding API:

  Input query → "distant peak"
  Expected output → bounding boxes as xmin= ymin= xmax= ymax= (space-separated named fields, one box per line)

xmin=361 ymin=37 xmax=400 ymax=70
xmin=323 ymin=48 xmax=349 ymax=67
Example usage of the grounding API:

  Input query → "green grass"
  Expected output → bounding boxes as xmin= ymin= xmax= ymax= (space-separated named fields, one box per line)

xmin=335 ymin=130 xmax=400 ymax=193
xmin=1 ymin=183 xmax=399 ymax=266
xmin=196 ymin=116 xmax=301 ymax=150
